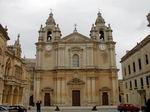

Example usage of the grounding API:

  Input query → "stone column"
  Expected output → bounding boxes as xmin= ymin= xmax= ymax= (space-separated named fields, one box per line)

xmin=0 ymin=80 xmax=3 ymax=104
xmin=35 ymin=73 xmax=41 ymax=101
xmin=92 ymin=78 xmax=96 ymax=102
xmin=36 ymin=45 xmax=43 ymax=68
xmin=89 ymin=48 xmax=93 ymax=66
xmin=112 ymin=77 xmax=119 ymax=105
xmin=57 ymin=78 xmax=60 ymax=105
xmin=16 ymin=88 xmax=19 ymax=104
xmin=61 ymin=79 xmax=65 ymax=104
xmin=2 ymin=87 xmax=7 ymax=104
xmin=87 ymin=78 xmax=91 ymax=103
xmin=0 ymin=93 xmax=2 ymax=105
xmin=10 ymin=86 xmax=15 ymax=105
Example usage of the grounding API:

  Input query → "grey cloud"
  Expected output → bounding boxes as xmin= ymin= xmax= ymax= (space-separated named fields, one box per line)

xmin=0 ymin=0 xmax=150 ymax=79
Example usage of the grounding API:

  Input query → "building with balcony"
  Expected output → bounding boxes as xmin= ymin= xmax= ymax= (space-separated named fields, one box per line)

xmin=0 ymin=24 xmax=29 ymax=105
xmin=0 ymin=24 xmax=10 ymax=104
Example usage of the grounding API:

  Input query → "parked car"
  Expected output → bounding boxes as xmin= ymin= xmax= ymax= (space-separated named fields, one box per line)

xmin=9 ymin=106 xmax=27 ymax=112
xmin=118 ymin=103 xmax=140 ymax=112
xmin=0 ymin=106 xmax=9 ymax=112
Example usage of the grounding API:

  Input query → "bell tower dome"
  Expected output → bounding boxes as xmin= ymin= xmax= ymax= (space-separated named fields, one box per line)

xmin=37 ymin=11 xmax=61 ymax=43
xmin=90 ymin=11 xmax=114 ymax=42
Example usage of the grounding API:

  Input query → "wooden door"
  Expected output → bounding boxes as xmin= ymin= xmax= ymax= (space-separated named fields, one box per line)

xmin=72 ymin=90 xmax=80 ymax=106
xmin=44 ymin=93 xmax=50 ymax=106
xmin=102 ymin=92 xmax=109 ymax=105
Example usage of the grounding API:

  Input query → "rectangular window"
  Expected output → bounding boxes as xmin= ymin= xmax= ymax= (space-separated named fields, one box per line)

xmin=133 ymin=62 xmax=136 ymax=72
xmin=126 ymin=94 xmax=128 ymax=103
xmin=130 ymin=81 xmax=132 ymax=90
xmin=145 ymin=54 xmax=149 ymax=64
xmin=138 ymin=58 xmax=142 ymax=70
xmin=146 ymin=76 xmax=149 ymax=86
xmin=134 ymin=79 xmax=137 ymax=89
xmin=140 ymin=77 xmax=144 ymax=88
xmin=128 ymin=65 xmax=131 ymax=74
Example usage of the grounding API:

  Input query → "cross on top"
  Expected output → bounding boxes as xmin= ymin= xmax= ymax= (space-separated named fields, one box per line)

xmin=98 ymin=9 xmax=100 ymax=13
xmin=74 ymin=24 xmax=77 ymax=32
xmin=50 ymin=8 xmax=52 ymax=13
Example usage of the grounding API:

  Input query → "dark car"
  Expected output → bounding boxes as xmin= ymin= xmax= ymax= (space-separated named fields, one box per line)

xmin=118 ymin=103 xmax=140 ymax=112
xmin=0 ymin=106 xmax=9 ymax=112
xmin=9 ymin=106 xmax=27 ymax=112
xmin=0 ymin=105 xmax=10 ymax=112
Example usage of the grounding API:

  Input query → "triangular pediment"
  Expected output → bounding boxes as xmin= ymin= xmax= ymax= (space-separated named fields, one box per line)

xmin=61 ymin=32 xmax=91 ymax=43
xmin=67 ymin=78 xmax=85 ymax=85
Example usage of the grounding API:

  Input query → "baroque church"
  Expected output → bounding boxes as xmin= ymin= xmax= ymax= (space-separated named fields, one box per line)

xmin=34 ymin=11 xmax=119 ymax=106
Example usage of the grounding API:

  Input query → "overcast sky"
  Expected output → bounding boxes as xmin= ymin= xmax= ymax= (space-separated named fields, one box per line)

xmin=0 ymin=0 xmax=150 ymax=78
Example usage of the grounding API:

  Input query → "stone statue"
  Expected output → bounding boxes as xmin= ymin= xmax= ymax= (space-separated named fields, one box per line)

xmin=147 ymin=13 xmax=150 ymax=27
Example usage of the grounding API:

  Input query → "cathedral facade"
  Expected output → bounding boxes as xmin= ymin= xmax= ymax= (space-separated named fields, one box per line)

xmin=34 ymin=12 xmax=119 ymax=106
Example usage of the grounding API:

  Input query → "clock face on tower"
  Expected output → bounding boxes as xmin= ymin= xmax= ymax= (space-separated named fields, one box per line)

xmin=99 ymin=44 xmax=106 ymax=50
xmin=45 ymin=45 xmax=52 ymax=51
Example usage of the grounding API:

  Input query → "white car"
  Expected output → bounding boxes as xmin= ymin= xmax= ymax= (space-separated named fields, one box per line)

xmin=0 ymin=106 xmax=9 ymax=112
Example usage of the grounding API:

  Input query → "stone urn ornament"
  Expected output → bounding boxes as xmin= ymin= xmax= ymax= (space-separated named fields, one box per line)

xmin=147 ymin=13 xmax=150 ymax=27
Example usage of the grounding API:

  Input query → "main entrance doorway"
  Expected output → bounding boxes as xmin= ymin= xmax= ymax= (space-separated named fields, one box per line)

xmin=44 ymin=93 xmax=51 ymax=106
xmin=102 ymin=92 xmax=109 ymax=105
xmin=72 ymin=90 xmax=80 ymax=106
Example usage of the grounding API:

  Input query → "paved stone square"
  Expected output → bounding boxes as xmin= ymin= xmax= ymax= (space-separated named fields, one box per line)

xmin=29 ymin=106 xmax=118 ymax=112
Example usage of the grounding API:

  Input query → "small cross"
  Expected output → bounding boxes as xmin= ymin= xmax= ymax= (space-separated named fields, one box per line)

xmin=74 ymin=24 xmax=77 ymax=32
xmin=50 ymin=8 xmax=53 ymax=14
xmin=98 ymin=8 xmax=100 ymax=13
xmin=98 ymin=8 xmax=101 ymax=16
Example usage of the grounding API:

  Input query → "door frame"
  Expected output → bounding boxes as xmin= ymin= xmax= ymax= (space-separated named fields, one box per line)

xmin=72 ymin=90 xmax=80 ymax=106
xmin=44 ymin=93 xmax=51 ymax=106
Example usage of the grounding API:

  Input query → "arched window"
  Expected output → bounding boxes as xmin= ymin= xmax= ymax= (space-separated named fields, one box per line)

xmin=99 ymin=31 xmax=104 ymax=40
xmin=47 ymin=31 xmax=52 ymax=41
xmin=72 ymin=54 xmax=79 ymax=67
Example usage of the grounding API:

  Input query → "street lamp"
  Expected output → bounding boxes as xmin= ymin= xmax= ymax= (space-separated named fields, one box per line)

xmin=147 ymin=13 xmax=150 ymax=27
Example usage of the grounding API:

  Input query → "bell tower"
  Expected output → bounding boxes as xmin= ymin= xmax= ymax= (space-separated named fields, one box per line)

xmin=45 ymin=12 xmax=56 ymax=42
xmin=37 ymin=11 xmax=61 ymax=43
xmin=90 ymin=11 xmax=113 ymax=42
xmin=35 ymin=11 xmax=62 ymax=69
xmin=90 ymin=11 xmax=116 ymax=68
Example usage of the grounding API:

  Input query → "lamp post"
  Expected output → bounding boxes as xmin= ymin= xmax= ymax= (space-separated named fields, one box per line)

xmin=147 ymin=13 xmax=150 ymax=27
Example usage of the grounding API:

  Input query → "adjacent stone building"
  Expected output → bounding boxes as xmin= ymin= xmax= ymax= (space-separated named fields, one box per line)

xmin=121 ymin=36 xmax=150 ymax=106
xmin=0 ymin=24 xmax=29 ymax=105
xmin=120 ymin=14 xmax=150 ymax=106
xmin=34 ymin=12 xmax=119 ymax=106
xmin=0 ymin=24 xmax=10 ymax=104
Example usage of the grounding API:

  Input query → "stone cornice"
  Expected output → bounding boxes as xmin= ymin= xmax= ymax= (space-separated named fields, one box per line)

xmin=35 ymin=68 xmax=118 ymax=73
xmin=121 ymin=35 xmax=150 ymax=62
xmin=123 ymin=69 xmax=150 ymax=81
